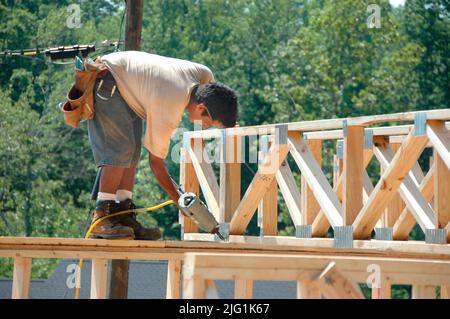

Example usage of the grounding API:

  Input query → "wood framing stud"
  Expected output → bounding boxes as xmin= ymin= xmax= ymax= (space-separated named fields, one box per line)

xmin=235 ymin=279 xmax=253 ymax=299
xmin=12 ymin=256 xmax=32 ymax=299
xmin=91 ymin=258 xmax=109 ymax=299
xmin=166 ymin=259 xmax=182 ymax=299
xmin=343 ymin=125 xmax=364 ymax=225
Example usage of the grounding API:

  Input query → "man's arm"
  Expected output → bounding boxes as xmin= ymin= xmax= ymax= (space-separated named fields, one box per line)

xmin=148 ymin=152 xmax=180 ymax=203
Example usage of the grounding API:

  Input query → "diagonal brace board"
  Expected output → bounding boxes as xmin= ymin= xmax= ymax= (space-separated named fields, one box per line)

xmin=393 ymin=166 xmax=435 ymax=240
xmin=229 ymin=143 xmax=289 ymax=235
xmin=353 ymin=129 xmax=429 ymax=239
xmin=188 ymin=140 xmax=220 ymax=220
xmin=276 ymin=161 xmax=302 ymax=226
xmin=374 ymin=145 xmax=435 ymax=231
xmin=427 ymin=120 xmax=450 ymax=170
xmin=288 ymin=132 xmax=344 ymax=228
xmin=312 ymin=150 xmax=373 ymax=236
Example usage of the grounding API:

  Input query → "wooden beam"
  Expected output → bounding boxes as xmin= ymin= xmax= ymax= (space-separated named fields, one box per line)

xmin=235 ymin=279 xmax=253 ymax=299
xmin=312 ymin=150 xmax=373 ymax=237
xmin=427 ymin=120 xmax=450 ymax=170
xmin=188 ymin=141 xmax=220 ymax=220
xmin=185 ymin=109 xmax=450 ymax=139
xmin=301 ymin=140 xmax=322 ymax=225
xmin=220 ymin=135 xmax=242 ymax=223
xmin=314 ymin=262 xmax=364 ymax=299
xmin=441 ymin=285 xmax=450 ymax=299
xmin=434 ymin=149 xmax=450 ymax=231
xmin=183 ymin=278 xmax=206 ymax=299
xmin=258 ymin=136 xmax=278 ymax=235
xmin=288 ymin=132 xmax=343 ymax=228
xmin=393 ymin=166 xmax=434 ymax=240
xmin=180 ymin=148 xmax=199 ymax=234
xmin=374 ymin=144 xmax=435 ymax=231
xmin=90 ymin=258 xmax=108 ymax=299
xmin=276 ymin=161 xmax=302 ymax=226
xmin=297 ymin=280 xmax=322 ymax=299
xmin=166 ymin=259 xmax=181 ymax=299
xmin=412 ymin=285 xmax=436 ymax=299
xmin=353 ymin=130 xmax=428 ymax=239
xmin=12 ymin=257 xmax=32 ymax=299
xmin=343 ymin=126 xmax=364 ymax=225
xmin=229 ymin=143 xmax=288 ymax=235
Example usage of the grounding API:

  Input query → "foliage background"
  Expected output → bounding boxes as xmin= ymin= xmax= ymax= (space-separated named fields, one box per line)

xmin=0 ymin=0 xmax=448 ymax=298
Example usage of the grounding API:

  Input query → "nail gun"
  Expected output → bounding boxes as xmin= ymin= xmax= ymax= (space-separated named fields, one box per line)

xmin=171 ymin=178 xmax=225 ymax=240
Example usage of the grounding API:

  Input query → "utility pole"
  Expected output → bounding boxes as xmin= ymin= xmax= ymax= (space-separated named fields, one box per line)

xmin=108 ymin=0 xmax=144 ymax=299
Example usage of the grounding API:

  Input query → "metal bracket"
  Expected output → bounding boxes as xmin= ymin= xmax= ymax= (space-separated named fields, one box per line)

xmin=334 ymin=226 xmax=353 ymax=248
xmin=414 ymin=112 xmax=427 ymax=136
xmin=275 ymin=124 xmax=288 ymax=145
xmin=214 ymin=223 xmax=230 ymax=241
xmin=364 ymin=129 xmax=374 ymax=150
xmin=343 ymin=120 xmax=348 ymax=137
xmin=425 ymin=229 xmax=447 ymax=244
xmin=296 ymin=225 xmax=312 ymax=238
xmin=336 ymin=140 xmax=344 ymax=160
xmin=374 ymin=227 xmax=393 ymax=241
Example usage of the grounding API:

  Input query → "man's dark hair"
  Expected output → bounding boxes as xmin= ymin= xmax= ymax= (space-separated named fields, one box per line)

xmin=193 ymin=82 xmax=238 ymax=127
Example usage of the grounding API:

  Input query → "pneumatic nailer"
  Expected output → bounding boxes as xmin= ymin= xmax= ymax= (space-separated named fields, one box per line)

xmin=172 ymin=178 xmax=225 ymax=240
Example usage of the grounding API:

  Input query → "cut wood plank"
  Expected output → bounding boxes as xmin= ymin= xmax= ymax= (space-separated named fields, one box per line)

xmin=314 ymin=262 xmax=364 ymax=299
xmin=353 ymin=130 xmax=429 ymax=239
xmin=258 ymin=136 xmax=278 ymax=235
xmin=229 ymin=144 xmax=289 ymax=235
xmin=12 ymin=257 xmax=32 ymax=299
xmin=393 ymin=166 xmax=434 ymax=240
xmin=288 ymin=132 xmax=343 ymax=228
xmin=180 ymin=148 xmax=199 ymax=233
xmin=427 ymin=120 xmax=450 ymax=170
xmin=90 ymin=258 xmax=108 ymax=299
xmin=185 ymin=109 xmax=450 ymax=139
xmin=276 ymin=161 xmax=302 ymax=226
xmin=235 ymin=279 xmax=253 ymax=299
xmin=301 ymin=139 xmax=322 ymax=225
xmin=220 ymin=135 xmax=242 ymax=223
xmin=343 ymin=126 xmax=364 ymax=225
xmin=434 ymin=150 xmax=450 ymax=231
xmin=412 ymin=285 xmax=436 ymax=299
xmin=166 ymin=259 xmax=181 ymax=299
xmin=441 ymin=285 xmax=450 ymax=299
xmin=374 ymin=145 xmax=435 ymax=231
xmin=188 ymin=141 xmax=220 ymax=220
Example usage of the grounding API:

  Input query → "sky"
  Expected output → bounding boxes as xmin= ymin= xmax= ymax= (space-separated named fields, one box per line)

xmin=389 ymin=0 xmax=406 ymax=7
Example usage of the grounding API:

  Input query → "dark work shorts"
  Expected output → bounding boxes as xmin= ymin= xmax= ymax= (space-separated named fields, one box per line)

xmin=87 ymin=78 xmax=143 ymax=168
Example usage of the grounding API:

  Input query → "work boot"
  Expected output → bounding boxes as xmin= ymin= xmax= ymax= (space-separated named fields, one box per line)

xmin=116 ymin=199 xmax=162 ymax=240
xmin=89 ymin=200 xmax=135 ymax=240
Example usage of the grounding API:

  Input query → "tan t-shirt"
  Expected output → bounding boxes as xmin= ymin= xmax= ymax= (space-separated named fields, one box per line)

xmin=100 ymin=51 xmax=215 ymax=159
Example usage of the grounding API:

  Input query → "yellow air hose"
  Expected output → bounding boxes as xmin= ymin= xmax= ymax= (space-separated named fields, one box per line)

xmin=74 ymin=199 xmax=174 ymax=299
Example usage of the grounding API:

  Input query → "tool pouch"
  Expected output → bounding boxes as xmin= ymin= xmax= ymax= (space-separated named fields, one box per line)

xmin=61 ymin=59 xmax=107 ymax=128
